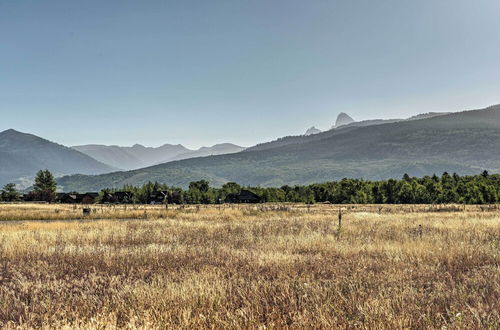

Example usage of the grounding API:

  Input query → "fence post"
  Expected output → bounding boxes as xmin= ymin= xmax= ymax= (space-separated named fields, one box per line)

xmin=337 ymin=207 xmax=342 ymax=237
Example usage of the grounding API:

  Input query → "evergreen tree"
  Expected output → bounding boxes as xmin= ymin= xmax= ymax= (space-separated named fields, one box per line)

xmin=57 ymin=171 xmax=500 ymax=205
xmin=33 ymin=169 xmax=57 ymax=202
xmin=34 ymin=169 xmax=57 ymax=193
xmin=1 ymin=183 xmax=21 ymax=202
xmin=189 ymin=180 xmax=210 ymax=193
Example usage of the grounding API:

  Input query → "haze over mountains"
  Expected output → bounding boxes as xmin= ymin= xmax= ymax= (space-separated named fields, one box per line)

xmin=72 ymin=143 xmax=245 ymax=171
xmin=1 ymin=130 xmax=245 ymax=189
xmin=0 ymin=128 xmax=245 ymax=187
xmin=303 ymin=111 xmax=450 ymax=136
xmin=57 ymin=105 xmax=500 ymax=191
xmin=0 ymin=129 xmax=114 ymax=187
xmin=2 ymin=106 xmax=498 ymax=191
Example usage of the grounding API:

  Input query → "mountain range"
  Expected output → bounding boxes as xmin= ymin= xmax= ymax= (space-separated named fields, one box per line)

xmin=0 ymin=129 xmax=244 ymax=187
xmin=2 ymin=106 xmax=498 ymax=191
xmin=303 ymin=111 xmax=450 ymax=136
xmin=72 ymin=143 xmax=245 ymax=170
xmin=0 ymin=129 xmax=114 ymax=187
xmin=57 ymin=105 xmax=500 ymax=191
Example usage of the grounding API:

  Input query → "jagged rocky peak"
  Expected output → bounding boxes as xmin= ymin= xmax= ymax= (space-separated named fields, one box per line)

xmin=335 ymin=112 xmax=355 ymax=128
xmin=305 ymin=126 xmax=322 ymax=136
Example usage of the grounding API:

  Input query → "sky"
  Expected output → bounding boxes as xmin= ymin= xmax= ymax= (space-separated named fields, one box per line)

xmin=1 ymin=0 xmax=500 ymax=148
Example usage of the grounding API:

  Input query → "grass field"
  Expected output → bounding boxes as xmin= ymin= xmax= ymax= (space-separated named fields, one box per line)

xmin=0 ymin=204 xmax=499 ymax=328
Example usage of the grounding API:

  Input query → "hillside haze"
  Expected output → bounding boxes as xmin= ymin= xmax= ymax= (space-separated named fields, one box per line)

xmin=72 ymin=143 xmax=245 ymax=170
xmin=57 ymin=105 xmax=500 ymax=191
xmin=246 ymin=111 xmax=449 ymax=153
xmin=0 ymin=129 xmax=114 ymax=187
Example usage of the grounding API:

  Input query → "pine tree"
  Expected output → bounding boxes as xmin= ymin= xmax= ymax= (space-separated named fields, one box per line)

xmin=33 ymin=169 xmax=57 ymax=202
xmin=1 ymin=183 xmax=21 ymax=202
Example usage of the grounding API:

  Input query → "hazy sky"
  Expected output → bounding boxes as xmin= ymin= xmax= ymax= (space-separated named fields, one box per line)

xmin=1 ymin=0 xmax=500 ymax=148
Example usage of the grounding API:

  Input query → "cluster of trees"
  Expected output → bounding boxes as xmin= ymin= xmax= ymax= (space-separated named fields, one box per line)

xmin=0 ymin=183 xmax=20 ymax=202
xmin=104 ymin=171 xmax=500 ymax=205
xmin=0 ymin=170 xmax=57 ymax=202
xmin=2 ymin=170 xmax=500 ymax=204
xmin=105 ymin=180 xmax=241 ymax=204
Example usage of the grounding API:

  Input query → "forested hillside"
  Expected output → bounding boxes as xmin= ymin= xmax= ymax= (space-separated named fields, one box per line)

xmin=58 ymin=105 xmax=500 ymax=191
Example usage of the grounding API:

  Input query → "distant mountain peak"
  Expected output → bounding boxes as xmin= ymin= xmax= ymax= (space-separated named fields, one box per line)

xmin=305 ymin=126 xmax=322 ymax=136
xmin=72 ymin=141 xmax=245 ymax=171
xmin=58 ymin=105 xmax=500 ymax=191
xmin=0 ymin=129 xmax=114 ymax=187
xmin=334 ymin=112 xmax=355 ymax=128
xmin=0 ymin=128 xmax=30 ymax=138
xmin=1 ymin=128 xmax=19 ymax=134
xmin=405 ymin=112 xmax=451 ymax=121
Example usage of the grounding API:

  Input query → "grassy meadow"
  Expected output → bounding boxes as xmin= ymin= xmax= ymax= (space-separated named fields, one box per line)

xmin=0 ymin=203 xmax=499 ymax=328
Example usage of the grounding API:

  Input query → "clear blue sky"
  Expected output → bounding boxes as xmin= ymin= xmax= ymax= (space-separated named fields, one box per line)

xmin=1 ymin=0 xmax=500 ymax=148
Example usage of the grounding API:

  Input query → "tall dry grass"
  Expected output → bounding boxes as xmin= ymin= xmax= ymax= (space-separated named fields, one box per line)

xmin=1 ymin=202 xmax=498 ymax=222
xmin=0 ymin=205 xmax=498 ymax=328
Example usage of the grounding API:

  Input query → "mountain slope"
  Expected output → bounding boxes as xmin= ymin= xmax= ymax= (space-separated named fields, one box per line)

xmin=0 ymin=129 xmax=114 ymax=186
xmin=169 ymin=143 xmax=245 ymax=163
xmin=58 ymin=105 xmax=500 ymax=191
xmin=121 ymin=144 xmax=190 ymax=166
xmin=247 ymin=112 xmax=449 ymax=152
xmin=71 ymin=144 xmax=147 ymax=170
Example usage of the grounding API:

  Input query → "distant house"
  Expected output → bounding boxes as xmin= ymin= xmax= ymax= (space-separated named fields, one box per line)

xmin=225 ymin=190 xmax=261 ymax=203
xmin=149 ymin=191 xmax=168 ymax=204
xmin=116 ymin=191 xmax=134 ymax=203
xmin=56 ymin=193 xmax=78 ymax=204
xmin=102 ymin=191 xmax=134 ymax=204
xmin=101 ymin=192 xmax=115 ymax=204
xmin=56 ymin=192 xmax=99 ymax=204
xmin=80 ymin=192 xmax=99 ymax=204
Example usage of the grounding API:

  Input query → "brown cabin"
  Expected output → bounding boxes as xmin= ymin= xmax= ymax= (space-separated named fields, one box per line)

xmin=80 ymin=192 xmax=99 ymax=204
xmin=225 ymin=190 xmax=261 ymax=203
xmin=102 ymin=191 xmax=134 ymax=204
xmin=56 ymin=192 xmax=99 ymax=204
xmin=149 ymin=191 xmax=168 ymax=204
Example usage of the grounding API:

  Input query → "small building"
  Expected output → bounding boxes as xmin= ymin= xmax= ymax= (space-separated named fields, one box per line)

xmin=225 ymin=190 xmax=261 ymax=203
xmin=55 ymin=192 xmax=99 ymax=204
xmin=149 ymin=191 xmax=168 ymax=204
xmin=56 ymin=193 xmax=78 ymax=204
xmin=102 ymin=191 xmax=134 ymax=204
xmin=80 ymin=192 xmax=99 ymax=204
xmin=114 ymin=191 xmax=134 ymax=203
xmin=101 ymin=192 xmax=115 ymax=204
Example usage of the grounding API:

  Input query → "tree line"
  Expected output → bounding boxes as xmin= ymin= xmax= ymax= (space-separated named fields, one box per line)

xmin=1 ymin=170 xmax=499 ymax=204
xmin=1 ymin=170 xmax=57 ymax=202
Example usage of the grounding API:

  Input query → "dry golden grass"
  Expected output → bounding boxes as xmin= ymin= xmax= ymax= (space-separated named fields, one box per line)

xmin=0 ymin=202 xmax=497 ymax=221
xmin=0 ymin=204 xmax=499 ymax=328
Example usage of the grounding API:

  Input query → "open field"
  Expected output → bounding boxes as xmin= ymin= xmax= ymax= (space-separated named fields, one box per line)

xmin=1 ymin=202 xmax=500 ymax=221
xmin=0 ymin=204 xmax=499 ymax=328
